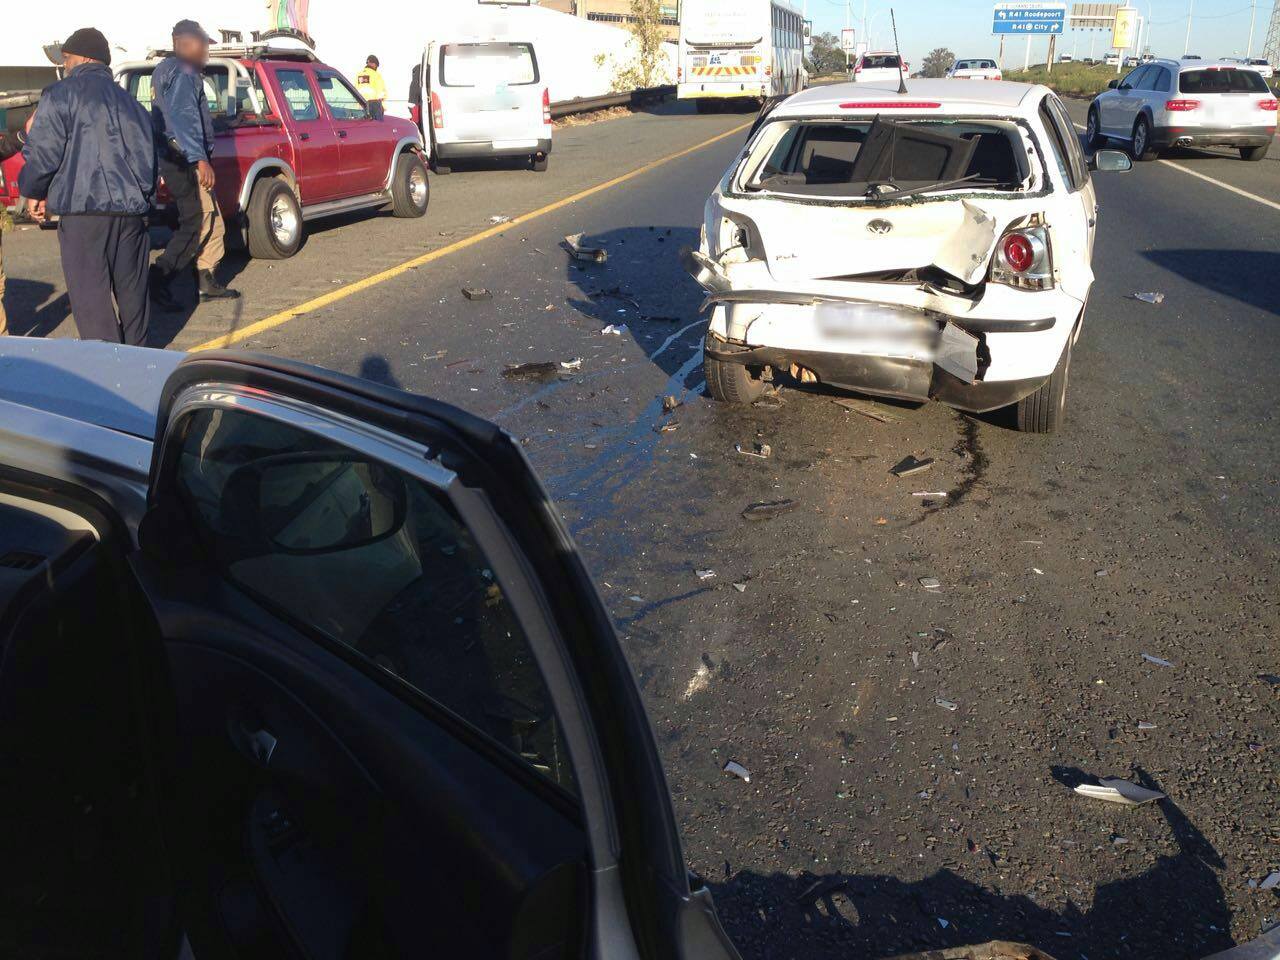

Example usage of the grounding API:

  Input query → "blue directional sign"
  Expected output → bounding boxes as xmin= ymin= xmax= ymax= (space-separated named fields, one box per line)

xmin=992 ymin=2 xmax=1066 ymax=34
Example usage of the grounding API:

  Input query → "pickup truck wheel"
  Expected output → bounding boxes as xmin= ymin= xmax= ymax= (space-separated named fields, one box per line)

xmin=705 ymin=337 xmax=768 ymax=404
xmin=391 ymin=152 xmax=430 ymax=218
xmin=1013 ymin=341 xmax=1071 ymax=434
xmin=531 ymin=153 xmax=549 ymax=173
xmin=246 ymin=177 xmax=302 ymax=260
xmin=1240 ymin=145 xmax=1268 ymax=161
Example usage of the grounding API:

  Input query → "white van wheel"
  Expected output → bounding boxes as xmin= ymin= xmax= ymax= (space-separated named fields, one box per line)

xmin=531 ymin=153 xmax=549 ymax=173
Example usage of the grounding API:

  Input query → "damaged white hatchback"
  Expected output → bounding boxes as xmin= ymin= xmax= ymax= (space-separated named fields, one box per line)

xmin=686 ymin=80 xmax=1133 ymax=432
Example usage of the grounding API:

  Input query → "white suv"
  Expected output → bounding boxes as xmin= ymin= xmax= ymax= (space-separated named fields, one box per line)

xmin=852 ymin=52 xmax=908 ymax=84
xmin=947 ymin=58 xmax=1003 ymax=81
xmin=1088 ymin=58 xmax=1278 ymax=161
xmin=684 ymin=80 xmax=1132 ymax=433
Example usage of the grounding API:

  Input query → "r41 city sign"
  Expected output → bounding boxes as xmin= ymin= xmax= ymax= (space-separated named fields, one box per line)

xmin=992 ymin=1 xmax=1067 ymax=34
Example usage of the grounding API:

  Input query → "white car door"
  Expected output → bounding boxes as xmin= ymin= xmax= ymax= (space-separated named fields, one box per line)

xmin=1040 ymin=96 xmax=1096 ymax=301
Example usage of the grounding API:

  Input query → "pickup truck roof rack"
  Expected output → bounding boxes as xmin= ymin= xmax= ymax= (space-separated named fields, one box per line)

xmin=147 ymin=35 xmax=318 ymax=63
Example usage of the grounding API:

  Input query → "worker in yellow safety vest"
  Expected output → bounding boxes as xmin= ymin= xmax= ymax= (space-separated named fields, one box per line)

xmin=355 ymin=55 xmax=387 ymax=120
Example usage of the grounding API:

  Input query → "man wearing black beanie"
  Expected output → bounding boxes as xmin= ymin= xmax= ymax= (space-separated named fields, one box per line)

xmin=19 ymin=28 xmax=157 ymax=345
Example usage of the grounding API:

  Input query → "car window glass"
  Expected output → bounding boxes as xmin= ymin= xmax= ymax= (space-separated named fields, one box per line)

xmin=440 ymin=42 xmax=538 ymax=87
xmin=861 ymin=54 xmax=900 ymax=69
xmin=1046 ymin=96 xmax=1089 ymax=188
xmin=1152 ymin=67 xmax=1171 ymax=92
xmin=1137 ymin=67 xmax=1161 ymax=90
xmin=1180 ymin=68 xmax=1269 ymax=94
xmin=316 ymin=71 xmax=369 ymax=120
xmin=171 ymin=406 xmax=578 ymax=795
xmin=1037 ymin=99 xmax=1073 ymax=188
xmin=1121 ymin=66 xmax=1145 ymax=88
xmin=276 ymin=69 xmax=319 ymax=121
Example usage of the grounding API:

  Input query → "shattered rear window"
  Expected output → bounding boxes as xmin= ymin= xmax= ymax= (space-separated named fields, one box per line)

xmin=742 ymin=117 xmax=1032 ymax=200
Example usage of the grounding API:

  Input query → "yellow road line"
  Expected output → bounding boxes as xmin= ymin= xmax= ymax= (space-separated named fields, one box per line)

xmin=191 ymin=120 xmax=754 ymax=352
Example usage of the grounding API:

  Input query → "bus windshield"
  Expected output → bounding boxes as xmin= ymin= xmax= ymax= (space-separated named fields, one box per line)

xmin=682 ymin=0 xmax=763 ymax=48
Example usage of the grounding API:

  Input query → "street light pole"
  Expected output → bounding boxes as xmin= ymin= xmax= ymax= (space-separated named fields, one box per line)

xmin=1247 ymin=0 xmax=1257 ymax=58
xmin=1183 ymin=0 xmax=1194 ymax=56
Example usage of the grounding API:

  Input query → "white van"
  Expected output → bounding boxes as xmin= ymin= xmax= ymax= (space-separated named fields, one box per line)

xmin=418 ymin=40 xmax=552 ymax=173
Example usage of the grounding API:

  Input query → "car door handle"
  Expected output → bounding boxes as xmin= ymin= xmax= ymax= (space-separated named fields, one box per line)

xmin=337 ymin=129 xmax=348 ymax=139
xmin=299 ymin=131 xmax=310 ymax=141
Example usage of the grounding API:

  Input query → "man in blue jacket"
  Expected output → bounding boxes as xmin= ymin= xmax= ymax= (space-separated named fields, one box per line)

xmin=149 ymin=19 xmax=238 ymax=308
xmin=19 ymin=28 xmax=157 ymax=346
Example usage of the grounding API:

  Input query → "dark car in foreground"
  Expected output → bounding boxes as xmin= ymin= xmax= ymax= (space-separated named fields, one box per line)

xmin=1 ymin=339 xmax=1277 ymax=960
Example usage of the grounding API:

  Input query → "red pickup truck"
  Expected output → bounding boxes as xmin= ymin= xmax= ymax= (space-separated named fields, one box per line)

xmin=117 ymin=44 xmax=428 ymax=260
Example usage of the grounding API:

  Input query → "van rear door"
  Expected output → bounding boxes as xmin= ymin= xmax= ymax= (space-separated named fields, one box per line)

xmin=435 ymin=42 xmax=546 ymax=148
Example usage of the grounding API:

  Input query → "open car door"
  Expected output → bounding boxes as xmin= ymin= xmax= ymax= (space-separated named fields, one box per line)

xmin=0 ymin=350 xmax=738 ymax=960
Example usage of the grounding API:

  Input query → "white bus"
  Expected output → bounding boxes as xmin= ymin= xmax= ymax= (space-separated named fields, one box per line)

xmin=678 ymin=0 xmax=807 ymax=112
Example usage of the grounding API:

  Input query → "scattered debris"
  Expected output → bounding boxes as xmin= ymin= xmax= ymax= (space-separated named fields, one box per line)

xmin=935 ymin=698 xmax=958 ymax=711
xmin=735 ymin=441 xmax=772 ymax=459
xmin=891 ymin=455 xmax=935 ymax=478
xmin=794 ymin=876 xmax=848 ymax=904
xmin=462 ymin=287 xmax=492 ymax=301
xmin=874 ymin=517 xmax=889 ymax=525
xmin=655 ymin=421 xmax=680 ymax=434
xmin=832 ymin=396 xmax=903 ymax=423
xmin=501 ymin=361 xmax=559 ymax=383
xmin=733 ymin=581 xmax=747 ymax=593
xmin=696 ymin=569 xmax=716 ymax=581
xmin=742 ymin=499 xmax=797 ymax=521
xmin=723 ymin=760 xmax=752 ymax=783
xmin=588 ymin=285 xmax=640 ymax=309
xmin=564 ymin=232 xmax=608 ymax=263
xmin=642 ymin=314 xmax=681 ymax=323
xmin=1258 ymin=674 xmax=1280 ymax=686
xmin=912 ymin=652 xmax=920 ymax=668
xmin=601 ymin=323 xmax=628 ymax=335
xmin=560 ymin=357 xmax=583 ymax=371
xmin=1073 ymin=777 xmax=1166 ymax=806
xmin=936 ymin=917 xmax=950 ymax=929
xmin=662 ymin=395 xmax=682 ymax=413
xmin=488 ymin=214 xmax=512 ymax=224
xmin=919 ymin=577 xmax=942 ymax=590
xmin=445 ymin=357 xmax=474 ymax=368
xmin=1261 ymin=872 xmax=1280 ymax=891
xmin=1137 ymin=721 xmax=1158 ymax=730
xmin=683 ymin=663 xmax=712 ymax=700
xmin=1142 ymin=653 xmax=1175 ymax=668
xmin=1032 ymin=567 xmax=1044 ymax=575
xmin=912 ymin=491 xmax=947 ymax=498
xmin=1133 ymin=291 xmax=1165 ymax=305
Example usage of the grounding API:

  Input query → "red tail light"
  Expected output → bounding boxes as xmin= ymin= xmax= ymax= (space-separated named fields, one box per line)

xmin=542 ymin=87 xmax=551 ymax=123
xmin=1259 ymin=98 xmax=1279 ymax=111
xmin=991 ymin=223 xmax=1053 ymax=290
xmin=840 ymin=101 xmax=941 ymax=109
xmin=1165 ymin=99 xmax=1200 ymax=111
xmin=430 ymin=90 xmax=444 ymax=129
xmin=1002 ymin=234 xmax=1035 ymax=273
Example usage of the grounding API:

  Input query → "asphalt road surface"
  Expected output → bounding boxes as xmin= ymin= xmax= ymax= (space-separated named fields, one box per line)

xmin=6 ymin=96 xmax=1280 ymax=959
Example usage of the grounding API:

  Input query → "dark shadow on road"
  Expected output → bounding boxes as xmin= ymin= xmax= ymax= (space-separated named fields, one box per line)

xmin=709 ymin=768 xmax=1233 ymax=960
xmin=144 ymin=227 xmax=253 ymax=349
xmin=1141 ymin=249 xmax=1280 ymax=316
xmin=4 ymin=279 xmax=69 ymax=338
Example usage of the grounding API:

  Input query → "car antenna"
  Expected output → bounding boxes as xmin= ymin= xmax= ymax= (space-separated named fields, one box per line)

xmin=890 ymin=8 xmax=908 ymax=94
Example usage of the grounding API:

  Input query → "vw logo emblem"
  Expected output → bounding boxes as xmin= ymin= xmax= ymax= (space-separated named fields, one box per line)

xmin=867 ymin=219 xmax=894 ymax=235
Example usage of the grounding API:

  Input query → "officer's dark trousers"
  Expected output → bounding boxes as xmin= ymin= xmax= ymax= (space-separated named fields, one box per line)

xmin=57 ymin=214 xmax=150 ymax=346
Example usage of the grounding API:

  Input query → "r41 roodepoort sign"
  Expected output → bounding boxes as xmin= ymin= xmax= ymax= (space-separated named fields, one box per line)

xmin=992 ymin=1 xmax=1067 ymax=34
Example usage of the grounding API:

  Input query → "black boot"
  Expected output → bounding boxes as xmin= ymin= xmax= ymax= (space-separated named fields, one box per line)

xmin=148 ymin=265 xmax=181 ymax=312
xmin=198 ymin=269 xmax=240 ymax=301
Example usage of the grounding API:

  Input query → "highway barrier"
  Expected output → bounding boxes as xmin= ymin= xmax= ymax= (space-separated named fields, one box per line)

xmin=550 ymin=85 xmax=675 ymax=119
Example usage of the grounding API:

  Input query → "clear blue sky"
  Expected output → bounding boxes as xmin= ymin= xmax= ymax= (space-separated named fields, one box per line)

xmin=802 ymin=0 xmax=1275 ymax=67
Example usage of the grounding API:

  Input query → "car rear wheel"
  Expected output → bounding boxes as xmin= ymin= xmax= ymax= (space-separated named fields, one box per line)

xmin=1130 ymin=116 xmax=1159 ymax=161
xmin=1014 ymin=341 xmax=1071 ymax=434
xmin=391 ymin=152 xmax=430 ymax=218
xmin=1240 ymin=144 xmax=1268 ymax=161
xmin=1085 ymin=106 xmax=1104 ymax=149
xmin=704 ymin=337 xmax=769 ymax=405
xmin=531 ymin=153 xmax=549 ymax=173
xmin=246 ymin=176 xmax=302 ymax=260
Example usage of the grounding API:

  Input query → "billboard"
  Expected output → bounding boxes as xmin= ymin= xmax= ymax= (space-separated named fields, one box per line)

xmin=841 ymin=27 xmax=856 ymax=52
xmin=1112 ymin=6 xmax=1138 ymax=49
xmin=993 ymin=2 xmax=1066 ymax=35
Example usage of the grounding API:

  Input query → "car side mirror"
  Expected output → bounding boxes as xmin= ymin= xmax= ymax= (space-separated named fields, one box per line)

xmin=1108 ymin=79 xmax=1120 ymax=89
xmin=1090 ymin=149 xmax=1132 ymax=173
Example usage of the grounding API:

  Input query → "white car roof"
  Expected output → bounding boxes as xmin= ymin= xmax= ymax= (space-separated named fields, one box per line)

xmin=773 ymin=79 xmax=1043 ymax=119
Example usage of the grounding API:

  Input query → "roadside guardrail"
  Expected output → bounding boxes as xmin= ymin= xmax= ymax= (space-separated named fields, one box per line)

xmin=550 ymin=85 xmax=675 ymax=119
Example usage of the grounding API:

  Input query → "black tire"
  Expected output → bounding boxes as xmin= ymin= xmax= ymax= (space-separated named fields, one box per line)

xmin=531 ymin=153 xmax=549 ymax=173
xmin=390 ymin=152 xmax=430 ymax=218
xmin=245 ymin=176 xmax=302 ymax=260
xmin=704 ymin=336 xmax=768 ymax=405
xmin=1240 ymin=144 xmax=1268 ymax=161
xmin=1130 ymin=115 xmax=1159 ymax=161
xmin=1085 ymin=106 xmax=1104 ymax=149
xmin=1014 ymin=341 xmax=1071 ymax=434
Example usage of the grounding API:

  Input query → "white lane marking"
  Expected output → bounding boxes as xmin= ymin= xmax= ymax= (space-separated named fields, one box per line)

xmin=1073 ymin=120 xmax=1280 ymax=213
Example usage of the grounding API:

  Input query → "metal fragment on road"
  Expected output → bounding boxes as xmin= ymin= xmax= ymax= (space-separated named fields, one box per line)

xmin=601 ymin=323 xmax=628 ymax=335
xmin=935 ymin=697 xmax=958 ymax=711
xmin=655 ymin=421 xmax=680 ymax=434
xmin=564 ymin=232 xmax=608 ymax=263
xmin=741 ymin=499 xmax=797 ymax=521
xmin=1261 ymin=872 xmax=1280 ymax=890
xmin=733 ymin=582 xmax=747 ymax=592
xmin=919 ymin=577 xmax=941 ymax=590
xmin=891 ymin=455 xmax=934 ymax=477
xmin=696 ymin=569 xmax=716 ymax=581
xmin=1074 ymin=777 xmax=1166 ymax=806
xmin=723 ymin=760 xmax=751 ymax=783
xmin=735 ymin=442 xmax=772 ymax=459
xmin=912 ymin=491 xmax=947 ymax=497
xmin=462 ymin=287 xmax=492 ymax=301
xmin=1137 ymin=721 xmax=1158 ymax=730
xmin=488 ymin=214 xmax=512 ymax=224
xmin=1142 ymin=653 xmax=1175 ymax=668
xmin=832 ymin=396 xmax=902 ymax=423
xmin=1133 ymin=291 xmax=1165 ymax=304
xmin=560 ymin=357 xmax=583 ymax=370
xmin=501 ymin=361 xmax=559 ymax=383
